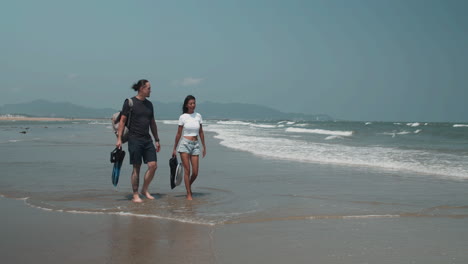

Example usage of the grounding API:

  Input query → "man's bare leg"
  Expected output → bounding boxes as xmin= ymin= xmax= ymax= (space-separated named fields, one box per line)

xmin=141 ymin=161 xmax=157 ymax=199
xmin=131 ymin=164 xmax=143 ymax=203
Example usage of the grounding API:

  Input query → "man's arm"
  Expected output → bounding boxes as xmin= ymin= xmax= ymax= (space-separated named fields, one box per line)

xmin=150 ymin=119 xmax=160 ymax=152
xmin=116 ymin=115 xmax=127 ymax=149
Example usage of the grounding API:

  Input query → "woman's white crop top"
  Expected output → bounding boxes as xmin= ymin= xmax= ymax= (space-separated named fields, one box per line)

xmin=178 ymin=113 xmax=203 ymax=137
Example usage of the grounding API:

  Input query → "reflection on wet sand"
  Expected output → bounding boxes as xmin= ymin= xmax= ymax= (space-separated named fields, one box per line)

xmin=106 ymin=201 xmax=217 ymax=264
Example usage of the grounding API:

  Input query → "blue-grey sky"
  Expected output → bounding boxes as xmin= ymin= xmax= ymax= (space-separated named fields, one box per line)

xmin=2 ymin=0 xmax=467 ymax=122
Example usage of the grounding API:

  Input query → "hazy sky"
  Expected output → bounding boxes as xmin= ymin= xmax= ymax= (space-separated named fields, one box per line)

xmin=2 ymin=0 xmax=467 ymax=122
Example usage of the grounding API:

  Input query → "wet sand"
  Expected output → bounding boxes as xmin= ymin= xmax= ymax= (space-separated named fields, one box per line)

xmin=1 ymin=197 xmax=217 ymax=264
xmin=2 ymin=196 xmax=468 ymax=264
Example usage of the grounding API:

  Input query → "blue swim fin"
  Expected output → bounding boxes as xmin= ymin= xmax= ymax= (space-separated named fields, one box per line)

xmin=110 ymin=147 xmax=125 ymax=187
xmin=112 ymin=163 xmax=119 ymax=187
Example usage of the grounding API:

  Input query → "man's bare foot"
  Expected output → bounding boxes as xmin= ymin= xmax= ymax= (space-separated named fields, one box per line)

xmin=186 ymin=194 xmax=193 ymax=201
xmin=142 ymin=192 xmax=155 ymax=200
xmin=132 ymin=194 xmax=143 ymax=203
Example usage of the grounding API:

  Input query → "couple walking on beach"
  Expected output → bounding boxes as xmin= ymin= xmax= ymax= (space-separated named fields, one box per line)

xmin=115 ymin=79 xmax=207 ymax=202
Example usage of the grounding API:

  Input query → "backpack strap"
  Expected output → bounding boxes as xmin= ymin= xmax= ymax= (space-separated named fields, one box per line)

xmin=126 ymin=98 xmax=133 ymax=128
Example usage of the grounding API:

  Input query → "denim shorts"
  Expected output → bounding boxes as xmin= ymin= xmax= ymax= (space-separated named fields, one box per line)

xmin=178 ymin=138 xmax=201 ymax=155
xmin=128 ymin=138 xmax=157 ymax=165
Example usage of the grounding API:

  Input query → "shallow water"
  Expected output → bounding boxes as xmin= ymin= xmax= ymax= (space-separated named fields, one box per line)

xmin=1 ymin=120 xmax=468 ymax=226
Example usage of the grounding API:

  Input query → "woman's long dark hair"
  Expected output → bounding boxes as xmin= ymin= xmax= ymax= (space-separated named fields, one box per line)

xmin=182 ymin=95 xmax=196 ymax=113
xmin=131 ymin=79 xmax=148 ymax=91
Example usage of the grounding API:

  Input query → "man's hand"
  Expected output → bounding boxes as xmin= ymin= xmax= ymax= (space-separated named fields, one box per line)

xmin=155 ymin=141 xmax=161 ymax=152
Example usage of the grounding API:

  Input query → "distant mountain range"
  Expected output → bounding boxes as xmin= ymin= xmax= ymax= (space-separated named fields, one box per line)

xmin=0 ymin=99 xmax=332 ymax=121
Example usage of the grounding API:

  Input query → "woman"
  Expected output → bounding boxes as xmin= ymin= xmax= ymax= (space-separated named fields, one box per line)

xmin=172 ymin=95 xmax=207 ymax=200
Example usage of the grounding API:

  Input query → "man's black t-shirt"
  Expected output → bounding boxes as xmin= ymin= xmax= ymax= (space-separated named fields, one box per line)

xmin=121 ymin=97 xmax=154 ymax=140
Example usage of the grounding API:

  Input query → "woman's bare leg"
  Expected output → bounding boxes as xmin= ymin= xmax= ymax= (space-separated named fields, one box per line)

xmin=189 ymin=155 xmax=199 ymax=186
xmin=180 ymin=153 xmax=193 ymax=200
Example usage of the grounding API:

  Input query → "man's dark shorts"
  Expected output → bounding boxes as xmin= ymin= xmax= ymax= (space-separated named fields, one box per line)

xmin=128 ymin=138 xmax=157 ymax=165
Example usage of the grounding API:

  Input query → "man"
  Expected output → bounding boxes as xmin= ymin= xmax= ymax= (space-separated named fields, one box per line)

xmin=116 ymin=79 xmax=161 ymax=203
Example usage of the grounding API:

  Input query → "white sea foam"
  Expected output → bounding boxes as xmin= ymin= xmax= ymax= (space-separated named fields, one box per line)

xmin=453 ymin=124 xmax=468 ymax=128
xmin=286 ymin=121 xmax=295 ymax=125
xmin=286 ymin=127 xmax=353 ymax=137
xmin=250 ymin=124 xmax=276 ymax=128
xmin=88 ymin=121 xmax=110 ymax=125
xmin=397 ymin=131 xmax=411 ymax=135
xmin=277 ymin=124 xmax=285 ymax=128
xmin=24 ymin=199 xmax=217 ymax=226
xmin=204 ymin=123 xmax=468 ymax=179
xmin=161 ymin=120 xmax=179 ymax=125
xmin=325 ymin=135 xmax=344 ymax=140
xmin=414 ymin=129 xmax=422 ymax=134
xmin=217 ymin=121 xmax=251 ymax=125
xmin=365 ymin=122 xmax=372 ymax=125
xmin=293 ymin=123 xmax=309 ymax=127
xmin=407 ymin=122 xmax=420 ymax=127
xmin=381 ymin=131 xmax=414 ymax=137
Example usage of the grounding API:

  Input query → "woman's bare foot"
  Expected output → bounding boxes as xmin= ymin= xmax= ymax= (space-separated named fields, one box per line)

xmin=132 ymin=194 xmax=143 ymax=203
xmin=186 ymin=193 xmax=193 ymax=200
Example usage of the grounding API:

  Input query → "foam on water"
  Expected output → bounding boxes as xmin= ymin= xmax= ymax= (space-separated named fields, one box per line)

xmin=23 ymin=198 xmax=218 ymax=225
xmin=88 ymin=121 xmax=110 ymax=125
xmin=453 ymin=124 xmax=468 ymax=128
xmin=293 ymin=123 xmax=309 ymax=127
xmin=216 ymin=120 xmax=251 ymax=125
xmin=286 ymin=127 xmax=353 ymax=137
xmin=325 ymin=135 xmax=344 ymax=140
xmin=407 ymin=122 xmax=420 ymax=127
xmin=250 ymin=124 xmax=277 ymax=128
xmin=205 ymin=122 xmax=468 ymax=179
xmin=161 ymin=120 xmax=179 ymax=125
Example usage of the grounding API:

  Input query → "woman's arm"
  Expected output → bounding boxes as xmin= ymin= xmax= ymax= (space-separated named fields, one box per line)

xmin=172 ymin=126 xmax=183 ymax=156
xmin=199 ymin=124 xmax=206 ymax=158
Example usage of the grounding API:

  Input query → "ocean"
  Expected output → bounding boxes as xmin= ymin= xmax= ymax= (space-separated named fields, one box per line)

xmin=204 ymin=120 xmax=468 ymax=179
xmin=1 ymin=119 xmax=468 ymax=226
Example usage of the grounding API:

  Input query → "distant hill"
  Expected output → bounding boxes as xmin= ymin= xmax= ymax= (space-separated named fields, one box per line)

xmin=0 ymin=100 xmax=116 ymax=119
xmin=197 ymin=102 xmax=332 ymax=121
xmin=0 ymin=100 xmax=332 ymax=121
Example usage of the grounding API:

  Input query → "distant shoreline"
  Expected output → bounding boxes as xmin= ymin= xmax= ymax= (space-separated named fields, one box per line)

xmin=0 ymin=116 xmax=96 ymax=121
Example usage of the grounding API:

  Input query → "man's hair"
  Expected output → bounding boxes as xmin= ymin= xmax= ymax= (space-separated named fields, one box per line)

xmin=131 ymin=79 xmax=149 ymax=91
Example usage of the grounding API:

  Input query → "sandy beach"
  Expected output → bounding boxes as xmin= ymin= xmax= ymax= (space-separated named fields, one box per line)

xmin=2 ymin=196 xmax=468 ymax=264
xmin=1 ymin=120 xmax=468 ymax=263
